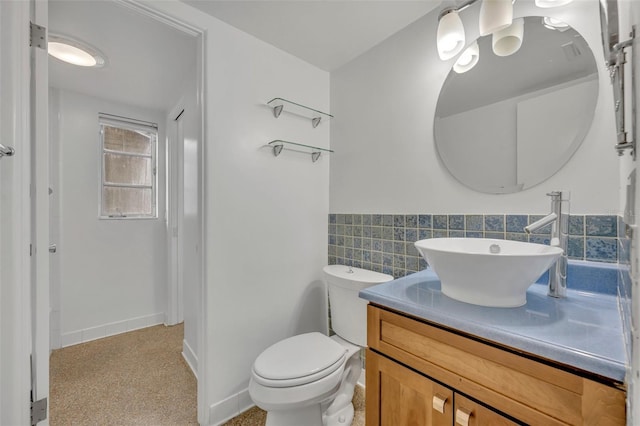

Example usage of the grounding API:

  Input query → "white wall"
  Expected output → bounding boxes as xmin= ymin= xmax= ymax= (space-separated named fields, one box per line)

xmin=51 ymin=89 xmax=168 ymax=346
xmin=330 ymin=0 xmax=619 ymax=215
xmin=135 ymin=2 xmax=331 ymax=424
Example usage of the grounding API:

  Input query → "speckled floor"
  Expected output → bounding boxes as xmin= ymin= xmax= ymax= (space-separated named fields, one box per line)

xmin=50 ymin=323 xmax=197 ymax=425
xmin=222 ymin=384 xmax=366 ymax=426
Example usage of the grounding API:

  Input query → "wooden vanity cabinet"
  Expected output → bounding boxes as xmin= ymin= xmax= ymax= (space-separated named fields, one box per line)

xmin=366 ymin=305 xmax=626 ymax=426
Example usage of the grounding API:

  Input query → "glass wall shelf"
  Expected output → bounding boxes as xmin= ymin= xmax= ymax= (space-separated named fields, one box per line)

xmin=268 ymin=140 xmax=333 ymax=163
xmin=267 ymin=98 xmax=333 ymax=128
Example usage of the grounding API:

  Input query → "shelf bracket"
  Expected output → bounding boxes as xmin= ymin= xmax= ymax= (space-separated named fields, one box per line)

xmin=311 ymin=152 xmax=321 ymax=162
xmin=272 ymin=104 xmax=283 ymax=119
xmin=311 ymin=117 xmax=322 ymax=128
xmin=272 ymin=143 xmax=284 ymax=157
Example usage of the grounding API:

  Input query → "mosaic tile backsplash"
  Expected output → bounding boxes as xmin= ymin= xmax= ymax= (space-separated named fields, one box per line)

xmin=328 ymin=213 xmax=620 ymax=279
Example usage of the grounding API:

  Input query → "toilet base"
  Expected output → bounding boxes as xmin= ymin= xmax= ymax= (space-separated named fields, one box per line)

xmin=323 ymin=402 xmax=354 ymax=426
xmin=265 ymin=403 xmax=324 ymax=426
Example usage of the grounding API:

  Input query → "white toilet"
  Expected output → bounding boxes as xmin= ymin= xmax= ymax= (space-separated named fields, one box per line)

xmin=249 ymin=265 xmax=393 ymax=426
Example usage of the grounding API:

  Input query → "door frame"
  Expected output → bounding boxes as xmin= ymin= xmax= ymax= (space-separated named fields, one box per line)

xmin=0 ymin=1 xmax=35 ymax=424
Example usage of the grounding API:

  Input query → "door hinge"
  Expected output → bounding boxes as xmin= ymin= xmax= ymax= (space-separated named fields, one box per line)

xmin=30 ymin=398 xmax=47 ymax=425
xmin=29 ymin=22 xmax=47 ymax=50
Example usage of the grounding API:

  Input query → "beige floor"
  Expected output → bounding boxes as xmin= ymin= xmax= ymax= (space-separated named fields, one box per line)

xmin=50 ymin=323 xmax=197 ymax=425
xmin=51 ymin=324 xmax=365 ymax=425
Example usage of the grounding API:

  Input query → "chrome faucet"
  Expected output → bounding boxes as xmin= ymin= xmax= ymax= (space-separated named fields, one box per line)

xmin=524 ymin=191 xmax=570 ymax=298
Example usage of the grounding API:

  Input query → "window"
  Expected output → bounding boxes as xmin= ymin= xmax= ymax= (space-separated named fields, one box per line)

xmin=99 ymin=114 xmax=157 ymax=218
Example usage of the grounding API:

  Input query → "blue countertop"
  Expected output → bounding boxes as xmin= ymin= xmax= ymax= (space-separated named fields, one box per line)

xmin=360 ymin=268 xmax=626 ymax=383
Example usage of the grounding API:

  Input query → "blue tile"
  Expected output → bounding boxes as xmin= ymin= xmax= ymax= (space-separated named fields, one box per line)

xmin=506 ymin=233 xmax=527 ymax=242
xmin=362 ymin=238 xmax=372 ymax=251
xmin=336 ymin=224 xmax=344 ymax=236
xmin=352 ymin=214 xmax=362 ymax=225
xmin=406 ymin=215 xmax=418 ymax=228
xmin=433 ymin=230 xmax=448 ymax=238
xmin=406 ymin=256 xmax=420 ymax=271
xmin=362 ymin=214 xmax=372 ymax=226
xmin=336 ymin=235 xmax=344 ymax=246
xmin=586 ymin=237 xmax=617 ymax=262
xmin=405 ymin=228 xmax=418 ymax=242
xmin=618 ymin=216 xmax=626 ymax=239
xmin=393 ymin=254 xmax=406 ymax=269
xmin=329 ymin=235 xmax=336 ymax=245
xmin=344 ymin=236 xmax=353 ymax=248
xmin=419 ymin=258 xmax=428 ymax=270
xmin=619 ymin=237 xmax=631 ymax=265
xmin=371 ymin=251 xmax=382 ymax=264
xmin=393 ymin=215 xmax=406 ymax=228
xmin=353 ymin=226 xmax=363 ymax=237
xmin=529 ymin=235 xmax=550 ymax=245
xmin=328 ymin=256 xmax=337 ymax=265
xmin=567 ymin=237 xmax=584 ymax=259
xmin=382 ymin=265 xmax=393 ymax=276
xmin=363 ymin=250 xmax=371 ymax=262
xmin=394 ymin=242 xmax=405 ymax=254
xmin=406 ymin=243 xmax=419 ymax=257
xmin=371 ymin=226 xmax=382 ymax=239
xmin=383 ymin=240 xmax=394 ymax=253
xmin=382 ymin=253 xmax=393 ymax=266
xmin=449 ymin=230 xmax=464 ymax=238
xmin=354 ymin=249 xmax=363 ymax=261
xmin=372 ymin=214 xmax=383 ymax=226
xmin=486 ymin=232 xmax=504 ymax=240
xmin=433 ymin=215 xmax=448 ymax=229
xmin=465 ymin=231 xmax=483 ymax=238
xmin=418 ymin=214 xmax=432 ymax=228
xmin=586 ymin=216 xmax=617 ymax=237
xmin=393 ymin=228 xmax=405 ymax=241
xmin=372 ymin=239 xmax=383 ymax=252
xmin=329 ymin=214 xmax=336 ymax=224
xmin=363 ymin=226 xmax=372 ymax=238
xmin=569 ymin=215 xmax=584 ymax=236
xmin=465 ymin=215 xmax=483 ymax=231
xmin=336 ymin=214 xmax=346 ymax=224
xmin=353 ymin=237 xmax=362 ymax=249
xmin=328 ymin=224 xmax=336 ymax=235
xmin=485 ymin=215 xmax=504 ymax=232
xmin=382 ymin=227 xmax=393 ymax=240
xmin=506 ymin=215 xmax=528 ymax=233
xmin=449 ymin=215 xmax=464 ymax=230
xmin=418 ymin=229 xmax=432 ymax=240
xmin=344 ymin=215 xmax=353 ymax=225
xmin=382 ymin=214 xmax=393 ymax=227
xmin=345 ymin=248 xmax=353 ymax=259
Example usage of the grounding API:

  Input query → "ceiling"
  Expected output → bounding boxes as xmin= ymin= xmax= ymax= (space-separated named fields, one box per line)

xmin=183 ymin=0 xmax=441 ymax=71
xmin=48 ymin=0 xmax=197 ymax=112
xmin=48 ymin=0 xmax=441 ymax=111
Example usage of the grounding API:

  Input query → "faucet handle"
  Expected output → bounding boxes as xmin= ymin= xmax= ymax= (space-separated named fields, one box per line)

xmin=546 ymin=190 xmax=570 ymax=201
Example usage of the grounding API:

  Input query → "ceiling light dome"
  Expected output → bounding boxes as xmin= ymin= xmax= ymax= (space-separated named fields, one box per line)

xmin=437 ymin=9 xmax=465 ymax=61
xmin=48 ymin=34 xmax=106 ymax=68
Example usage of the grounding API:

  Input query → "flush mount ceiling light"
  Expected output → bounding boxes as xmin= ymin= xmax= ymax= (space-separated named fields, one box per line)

xmin=48 ymin=34 xmax=106 ymax=68
xmin=453 ymin=41 xmax=479 ymax=74
xmin=535 ymin=0 xmax=573 ymax=8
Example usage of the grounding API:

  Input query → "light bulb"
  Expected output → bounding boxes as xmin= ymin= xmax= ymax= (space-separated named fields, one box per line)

xmin=479 ymin=0 xmax=513 ymax=36
xmin=492 ymin=18 xmax=524 ymax=57
xmin=453 ymin=41 xmax=479 ymax=73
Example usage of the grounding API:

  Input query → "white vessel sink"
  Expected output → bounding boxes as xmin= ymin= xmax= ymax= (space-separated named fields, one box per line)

xmin=414 ymin=238 xmax=563 ymax=307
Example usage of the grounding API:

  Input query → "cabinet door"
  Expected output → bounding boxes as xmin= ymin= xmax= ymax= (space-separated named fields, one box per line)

xmin=366 ymin=349 xmax=453 ymax=426
xmin=454 ymin=394 xmax=519 ymax=426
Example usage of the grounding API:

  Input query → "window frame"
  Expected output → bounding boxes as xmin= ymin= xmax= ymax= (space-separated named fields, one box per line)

xmin=98 ymin=114 xmax=158 ymax=220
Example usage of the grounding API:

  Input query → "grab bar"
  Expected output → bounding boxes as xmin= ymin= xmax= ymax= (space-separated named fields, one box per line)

xmin=0 ymin=143 xmax=15 ymax=158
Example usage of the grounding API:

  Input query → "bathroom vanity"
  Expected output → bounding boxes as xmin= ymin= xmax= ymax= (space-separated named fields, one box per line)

xmin=360 ymin=268 xmax=627 ymax=425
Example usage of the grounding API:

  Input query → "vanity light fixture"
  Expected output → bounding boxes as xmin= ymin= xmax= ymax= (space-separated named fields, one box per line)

xmin=453 ymin=41 xmax=479 ymax=73
xmin=48 ymin=33 xmax=106 ymax=68
xmin=437 ymin=0 xmax=573 ymax=62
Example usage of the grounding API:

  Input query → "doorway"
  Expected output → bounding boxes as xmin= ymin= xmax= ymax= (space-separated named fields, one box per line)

xmin=47 ymin=0 xmax=202 ymax=422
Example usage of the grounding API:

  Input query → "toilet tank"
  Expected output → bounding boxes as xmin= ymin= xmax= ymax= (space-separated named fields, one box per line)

xmin=323 ymin=265 xmax=393 ymax=347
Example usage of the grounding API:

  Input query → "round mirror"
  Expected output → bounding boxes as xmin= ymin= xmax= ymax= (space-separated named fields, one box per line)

xmin=434 ymin=16 xmax=598 ymax=194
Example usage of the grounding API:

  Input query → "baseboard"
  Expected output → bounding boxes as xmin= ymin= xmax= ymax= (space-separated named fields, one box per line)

xmin=209 ymin=388 xmax=253 ymax=426
xmin=60 ymin=312 xmax=165 ymax=347
xmin=182 ymin=338 xmax=198 ymax=378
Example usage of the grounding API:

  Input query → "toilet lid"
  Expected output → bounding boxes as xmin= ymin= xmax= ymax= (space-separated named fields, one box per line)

xmin=253 ymin=332 xmax=347 ymax=383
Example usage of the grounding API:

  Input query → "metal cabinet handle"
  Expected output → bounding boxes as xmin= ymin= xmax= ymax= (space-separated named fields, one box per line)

xmin=455 ymin=407 xmax=472 ymax=426
xmin=432 ymin=393 xmax=448 ymax=414
xmin=49 ymin=244 xmax=57 ymax=253
xmin=0 ymin=143 xmax=15 ymax=158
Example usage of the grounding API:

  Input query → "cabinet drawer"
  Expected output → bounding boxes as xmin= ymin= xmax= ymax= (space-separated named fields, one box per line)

xmin=368 ymin=305 xmax=625 ymax=425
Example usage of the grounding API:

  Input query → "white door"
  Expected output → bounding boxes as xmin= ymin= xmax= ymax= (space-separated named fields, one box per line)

xmin=0 ymin=0 xmax=49 ymax=424
xmin=31 ymin=0 xmax=50 ymax=423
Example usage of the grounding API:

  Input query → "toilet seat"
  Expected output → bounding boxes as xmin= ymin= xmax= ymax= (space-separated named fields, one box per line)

xmin=252 ymin=332 xmax=347 ymax=388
